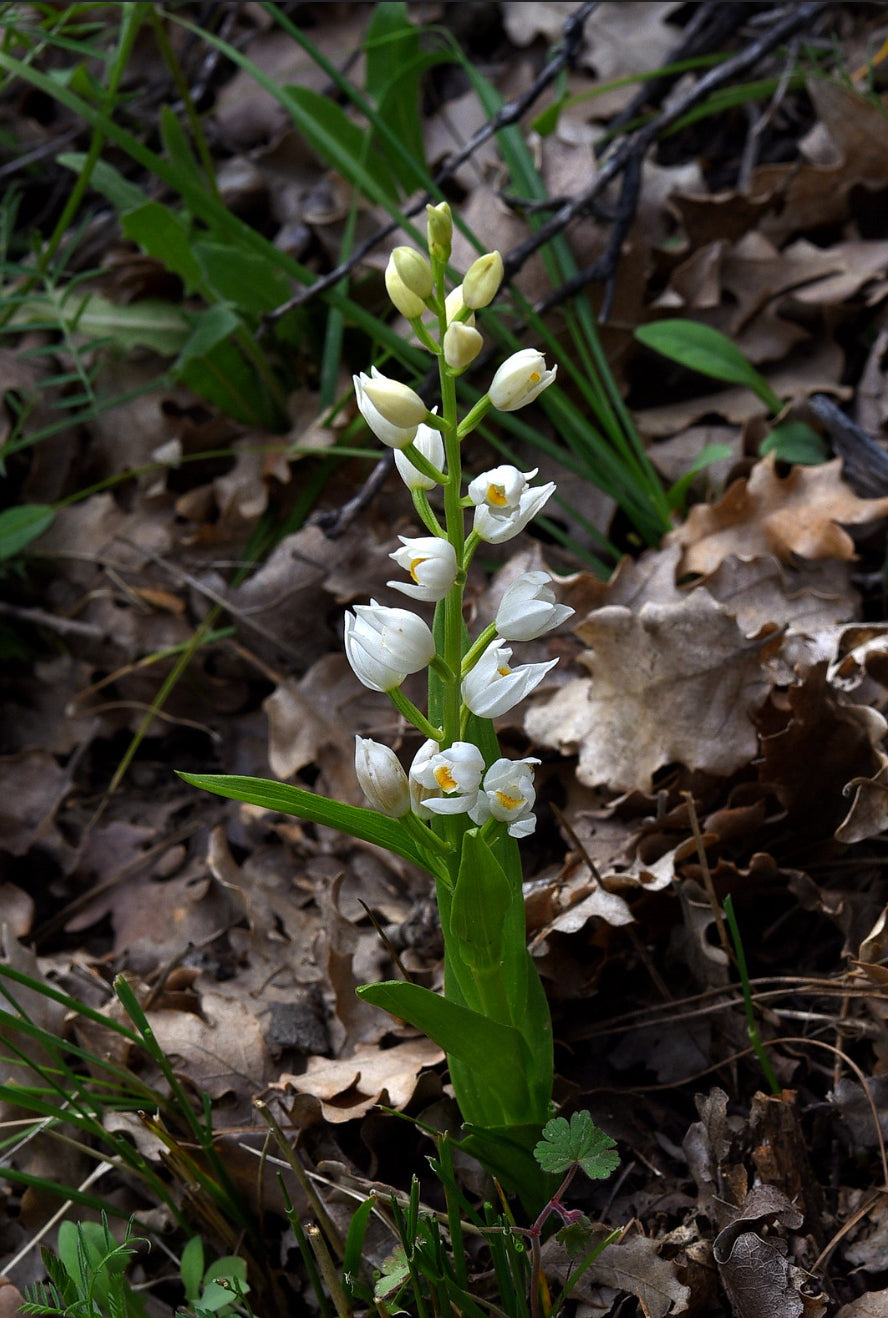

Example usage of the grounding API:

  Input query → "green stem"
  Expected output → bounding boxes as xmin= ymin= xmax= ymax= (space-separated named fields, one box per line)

xmin=388 ymin=688 xmax=443 ymax=743
xmin=401 ymin=440 xmax=447 ymax=486
xmin=412 ymin=489 xmax=445 ymax=536
xmin=461 ymin=623 xmax=497 ymax=676
xmin=457 ymin=394 xmax=493 ymax=439
xmin=403 ymin=812 xmax=453 ymax=858
xmin=723 ymin=894 xmax=781 ymax=1095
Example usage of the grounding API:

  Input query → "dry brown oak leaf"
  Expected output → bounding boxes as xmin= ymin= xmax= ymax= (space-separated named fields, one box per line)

xmin=668 ymin=454 xmax=888 ymax=577
xmin=525 ymin=587 xmax=771 ymax=793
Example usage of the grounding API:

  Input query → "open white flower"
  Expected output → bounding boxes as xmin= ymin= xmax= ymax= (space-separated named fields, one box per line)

xmin=354 ymin=737 xmax=410 ymax=817
xmin=461 ymin=639 xmax=557 ymax=718
xmin=488 ymin=348 xmax=556 ymax=412
xmin=496 ymin=571 xmax=574 ymax=641
xmin=467 ymin=465 xmax=556 ymax=544
xmin=353 ymin=367 xmax=425 ymax=449
xmin=388 ymin=535 xmax=458 ymax=602
xmin=469 ymin=757 xmax=540 ymax=837
xmin=394 ymin=414 xmax=445 ymax=490
xmin=409 ymin=739 xmax=484 ymax=817
xmin=344 ymin=601 xmax=435 ymax=692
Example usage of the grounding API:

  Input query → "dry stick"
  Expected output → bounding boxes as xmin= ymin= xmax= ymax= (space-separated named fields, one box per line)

xmin=501 ymin=0 xmax=830 ymax=287
xmin=260 ymin=1 xmax=599 ymax=325
xmin=606 ymin=1 xmax=752 ymax=135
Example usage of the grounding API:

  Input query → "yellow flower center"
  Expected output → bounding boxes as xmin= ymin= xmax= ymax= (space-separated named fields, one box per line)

xmin=529 ymin=371 xmax=540 ymax=384
xmin=486 ymin=483 xmax=508 ymax=507
xmin=409 ymin=556 xmax=428 ymax=583
xmin=497 ymin=665 xmax=511 ymax=677
xmin=495 ymin=790 xmax=523 ymax=811
xmin=434 ymin=765 xmax=457 ymax=791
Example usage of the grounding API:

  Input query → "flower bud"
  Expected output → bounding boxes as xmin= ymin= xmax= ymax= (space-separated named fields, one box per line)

xmin=445 ymin=285 xmax=475 ymax=327
xmin=344 ymin=600 xmax=435 ymax=692
xmin=495 ymin=571 xmax=574 ymax=641
xmin=426 ymin=201 xmax=452 ymax=259
xmin=462 ymin=251 xmax=503 ymax=309
xmin=361 ymin=372 xmax=428 ymax=429
xmin=443 ymin=321 xmax=483 ymax=372
xmin=388 ymin=535 xmax=458 ymax=602
xmin=394 ymin=414 xmax=445 ymax=490
xmin=385 ymin=258 xmax=426 ymax=319
xmin=354 ymin=737 xmax=411 ymax=817
xmin=391 ymin=247 xmax=433 ymax=300
xmin=489 ymin=348 xmax=556 ymax=412
xmin=354 ymin=368 xmax=418 ymax=449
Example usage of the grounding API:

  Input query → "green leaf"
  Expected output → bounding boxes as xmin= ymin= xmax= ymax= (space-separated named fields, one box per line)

xmin=665 ymin=441 xmax=734 ymax=512
xmin=11 ymin=292 xmax=190 ymax=355
xmin=160 ymin=103 xmax=202 ymax=187
xmin=534 ymin=1111 xmax=619 ymax=1180
xmin=635 ymin=319 xmax=783 ymax=413
xmin=364 ymin=4 xmax=426 ymax=192
xmin=177 ymin=772 xmax=437 ymax=874
xmin=280 ymin=85 xmax=398 ymax=204
xmin=57 ymin=152 xmax=148 ymax=211
xmin=355 ymin=978 xmax=537 ymax=1128
xmin=449 ymin=830 xmax=510 ymax=972
xmin=0 ymin=504 xmax=54 ymax=560
xmin=121 ymin=200 xmax=203 ymax=293
xmin=760 ymin=418 xmax=829 ymax=465
xmin=180 ymin=1236 xmax=204 ymax=1303
xmin=173 ymin=306 xmax=279 ymax=428
xmin=192 ymin=241 xmax=291 ymax=316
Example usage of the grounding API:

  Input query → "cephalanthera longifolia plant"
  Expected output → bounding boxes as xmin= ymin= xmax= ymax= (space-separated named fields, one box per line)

xmin=181 ymin=204 xmax=614 ymax=1211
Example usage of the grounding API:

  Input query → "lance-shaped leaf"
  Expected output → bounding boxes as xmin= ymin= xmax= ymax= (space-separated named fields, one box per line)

xmin=177 ymin=772 xmax=438 ymax=874
xmin=355 ymin=979 xmax=541 ymax=1130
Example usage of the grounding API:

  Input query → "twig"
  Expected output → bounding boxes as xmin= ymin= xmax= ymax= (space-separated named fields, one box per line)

xmin=501 ymin=1 xmax=829 ymax=289
xmin=807 ymin=392 xmax=888 ymax=497
xmin=260 ymin=1 xmax=598 ymax=325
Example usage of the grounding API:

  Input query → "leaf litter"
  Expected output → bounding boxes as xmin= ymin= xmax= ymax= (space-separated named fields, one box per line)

xmin=7 ymin=2 xmax=888 ymax=1312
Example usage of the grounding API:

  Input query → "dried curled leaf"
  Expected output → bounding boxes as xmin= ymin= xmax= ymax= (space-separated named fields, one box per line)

xmin=668 ymin=455 xmax=888 ymax=576
xmin=526 ymin=588 xmax=770 ymax=792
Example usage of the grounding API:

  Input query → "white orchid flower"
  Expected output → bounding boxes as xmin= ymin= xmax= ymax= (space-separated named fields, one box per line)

xmin=469 ymin=756 xmax=540 ymax=837
xmin=461 ymin=638 xmax=557 ymax=718
xmin=495 ymin=571 xmax=574 ymax=641
xmin=409 ymin=739 xmax=484 ymax=817
xmin=467 ymin=464 xmax=556 ymax=544
xmin=388 ymin=535 xmax=458 ymax=602
xmin=488 ymin=348 xmax=556 ymax=412
xmin=354 ymin=737 xmax=410 ymax=817
xmin=344 ymin=601 xmax=435 ymax=692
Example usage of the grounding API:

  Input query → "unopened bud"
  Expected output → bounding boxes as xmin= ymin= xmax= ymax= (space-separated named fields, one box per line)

xmin=443 ymin=321 xmax=483 ymax=372
xmin=426 ymin=201 xmax=453 ymax=260
xmin=385 ymin=258 xmax=426 ymax=319
xmin=391 ymin=247 xmax=433 ymax=300
xmin=462 ymin=251 xmax=503 ymax=309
